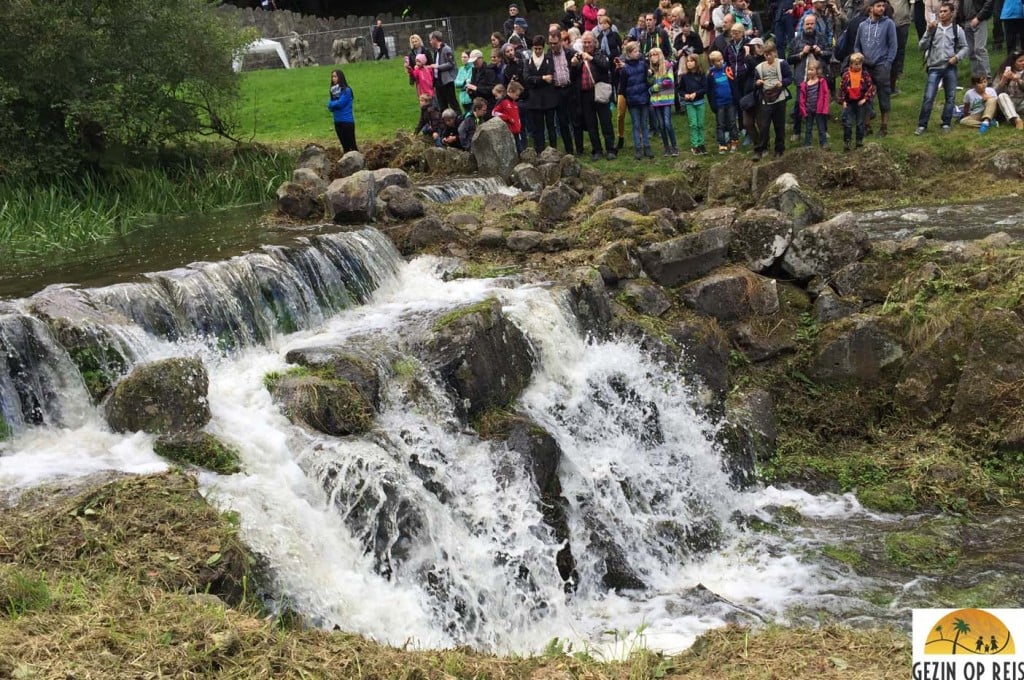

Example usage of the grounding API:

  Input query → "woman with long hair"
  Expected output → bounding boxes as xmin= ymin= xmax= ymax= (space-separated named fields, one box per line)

xmin=328 ymin=69 xmax=357 ymax=152
xmin=406 ymin=34 xmax=427 ymax=86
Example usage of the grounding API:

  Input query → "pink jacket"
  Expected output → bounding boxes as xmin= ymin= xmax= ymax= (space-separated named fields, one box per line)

xmin=582 ymin=2 xmax=599 ymax=31
xmin=413 ymin=65 xmax=435 ymax=99
xmin=798 ymin=78 xmax=831 ymax=118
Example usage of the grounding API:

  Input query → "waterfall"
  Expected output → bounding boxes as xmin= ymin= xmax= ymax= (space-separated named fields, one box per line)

xmin=0 ymin=247 xmax=880 ymax=656
xmin=416 ymin=177 xmax=520 ymax=204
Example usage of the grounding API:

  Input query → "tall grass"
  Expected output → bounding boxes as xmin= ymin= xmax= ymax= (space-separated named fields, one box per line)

xmin=0 ymin=149 xmax=294 ymax=258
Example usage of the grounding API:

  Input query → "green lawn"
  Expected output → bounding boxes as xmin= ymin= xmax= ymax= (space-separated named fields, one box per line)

xmin=238 ymin=54 xmax=1017 ymax=175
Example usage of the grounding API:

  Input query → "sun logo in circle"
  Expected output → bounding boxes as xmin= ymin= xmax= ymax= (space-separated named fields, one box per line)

xmin=925 ymin=609 xmax=1015 ymax=655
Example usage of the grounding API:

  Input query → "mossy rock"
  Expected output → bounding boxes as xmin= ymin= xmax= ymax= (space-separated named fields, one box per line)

xmin=884 ymin=527 xmax=961 ymax=574
xmin=266 ymin=367 xmax=374 ymax=436
xmin=0 ymin=415 xmax=11 ymax=441
xmin=153 ymin=432 xmax=242 ymax=474
xmin=104 ymin=357 xmax=210 ymax=435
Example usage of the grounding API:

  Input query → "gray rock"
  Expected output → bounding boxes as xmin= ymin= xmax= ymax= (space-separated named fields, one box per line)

xmin=335 ymin=150 xmax=365 ymax=178
xmin=326 ymin=170 xmax=376 ymax=224
xmin=729 ymin=319 xmax=797 ymax=363
xmin=475 ymin=227 xmax=506 ymax=248
xmin=759 ymin=172 xmax=824 ymax=229
xmin=977 ymin=231 xmax=1014 ymax=250
xmin=595 ymin=240 xmax=641 ymax=284
xmin=597 ymin=192 xmax=649 ymax=215
xmin=781 ymin=212 xmax=869 ymax=280
xmin=423 ymin=299 xmax=534 ymax=421
xmin=510 ymin=163 xmax=544 ymax=192
xmin=689 ymin=206 xmax=739 ymax=232
xmin=642 ymin=176 xmax=697 ymax=213
xmin=813 ymin=288 xmax=860 ymax=323
xmin=538 ymin=162 xmax=561 ymax=186
xmin=584 ymin=185 xmax=608 ymax=208
xmin=564 ymin=267 xmax=614 ymax=340
xmin=383 ymin=187 xmax=426 ymax=220
xmin=986 ymin=149 xmax=1024 ymax=178
xmin=104 ymin=358 xmax=210 ymax=435
xmin=406 ymin=216 xmax=459 ymax=250
xmin=296 ymin=144 xmax=330 ymax=179
xmin=472 ymin=117 xmax=518 ymax=180
xmin=277 ymin=181 xmax=324 ymax=220
xmin=537 ymin=147 xmax=563 ymax=164
xmin=541 ymin=234 xmax=572 ymax=252
xmin=831 ymin=262 xmax=896 ymax=302
xmin=707 ymin=158 xmax=754 ymax=205
xmin=619 ymin=280 xmax=671 ymax=317
xmin=586 ymin=207 xmax=651 ymax=235
xmin=267 ymin=371 xmax=373 ymax=436
xmin=731 ymin=208 xmax=793 ymax=272
xmin=638 ymin=226 xmax=733 ymax=287
xmin=424 ymin=147 xmax=477 ymax=175
xmin=291 ymin=167 xmax=328 ymax=191
xmin=717 ymin=389 xmax=776 ymax=489
xmin=538 ymin=182 xmax=581 ymax=222
xmin=518 ymin=148 xmax=538 ymax=164
xmin=950 ymin=309 xmax=1024 ymax=426
xmin=558 ymin=154 xmax=581 ymax=179
xmin=895 ymin=325 xmax=966 ymax=423
xmin=506 ymin=230 xmax=545 ymax=252
xmin=810 ymin=314 xmax=904 ymax=383
xmin=284 ymin=346 xmax=381 ymax=409
xmin=666 ymin=317 xmax=730 ymax=402
xmin=680 ymin=268 xmax=780 ymax=323
xmin=447 ymin=212 xmax=479 ymax=227
xmin=371 ymin=167 xmax=412 ymax=190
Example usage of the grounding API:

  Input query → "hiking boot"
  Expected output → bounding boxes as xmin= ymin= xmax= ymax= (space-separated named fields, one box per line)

xmin=914 ymin=126 xmax=925 ymax=135
xmin=591 ymin=152 xmax=602 ymax=161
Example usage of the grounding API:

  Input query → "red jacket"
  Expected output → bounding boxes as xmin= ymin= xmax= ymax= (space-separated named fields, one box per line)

xmin=798 ymin=78 xmax=831 ymax=117
xmin=491 ymin=97 xmax=522 ymax=134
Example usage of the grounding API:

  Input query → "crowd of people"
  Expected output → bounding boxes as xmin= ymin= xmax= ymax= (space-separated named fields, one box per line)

xmin=334 ymin=0 xmax=1024 ymax=160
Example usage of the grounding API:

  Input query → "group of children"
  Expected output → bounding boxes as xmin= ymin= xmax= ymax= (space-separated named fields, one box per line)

xmin=414 ymin=81 xmax=526 ymax=152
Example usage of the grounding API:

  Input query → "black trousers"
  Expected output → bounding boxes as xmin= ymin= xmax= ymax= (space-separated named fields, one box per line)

xmin=376 ymin=42 xmax=389 ymax=59
xmin=334 ymin=121 xmax=358 ymax=153
xmin=529 ymin=108 xmax=557 ymax=152
xmin=552 ymin=86 xmax=576 ymax=154
xmin=435 ymin=81 xmax=460 ymax=115
xmin=580 ymin=90 xmax=615 ymax=153
xmin=755 ymin=100 xmax=786 ymax=154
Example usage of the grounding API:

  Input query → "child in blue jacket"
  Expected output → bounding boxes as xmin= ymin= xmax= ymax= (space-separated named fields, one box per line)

xmin=705 ymin=50 xmax=739 ymax=153
xmin=328 ymin=69 xmax=358 ymax=152
xmin=617 ymin=42 xmax=653 ymax=159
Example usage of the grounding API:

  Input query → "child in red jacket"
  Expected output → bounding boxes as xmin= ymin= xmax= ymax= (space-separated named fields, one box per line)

xmin=491 ymin=81 xmax=525 ymax=151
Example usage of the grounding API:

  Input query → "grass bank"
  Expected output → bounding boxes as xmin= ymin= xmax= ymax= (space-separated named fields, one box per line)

xmin=0 ymin=146 xmax=293 ymax=263
xmin=0 ymin=471 xmax=909 ymax=679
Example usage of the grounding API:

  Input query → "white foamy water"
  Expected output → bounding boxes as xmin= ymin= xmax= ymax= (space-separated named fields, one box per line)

xmin=0 ymin=253 xmax=883 ymax=656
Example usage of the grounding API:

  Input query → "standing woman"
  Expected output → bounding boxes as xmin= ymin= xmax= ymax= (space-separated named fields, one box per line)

xmin=406 ymin=35 xmax=427 ymax=85
xmin=524 ymin=35 xmax=559 ymax=151
xmin=454 ymin=51 xmax=474 ymax=114
xmin=696 ymin=0 xmax=718 ymax=53
xmin=328 ymin=69 xmax=357 ymax=152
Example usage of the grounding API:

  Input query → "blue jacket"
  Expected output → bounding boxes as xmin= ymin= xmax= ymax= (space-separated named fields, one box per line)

xmin=618 ymin=56 xmax=650 ymax=106
xmin=328 ymin=87 xmax=354 ymax=123
xmin=706 ymin=65 xmax=733 ymax=110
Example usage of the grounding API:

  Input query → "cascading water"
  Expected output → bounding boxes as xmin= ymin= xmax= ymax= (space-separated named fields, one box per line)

xmin=0 ymin=229 xmax=888 ymax=656
xmin=416 ymin=177 xmax=520 ymax=203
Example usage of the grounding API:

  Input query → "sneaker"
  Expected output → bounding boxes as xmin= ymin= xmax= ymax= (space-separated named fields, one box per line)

xmin=730 ymin=140 xmax=740 ymax=153
xmin=856 ymin=140 xmax=864 ymax=148
xmin=914 ymin=126 xmax=926 ymax=135
xmin=980 ymin=120 xmax=990 ymax=134
xmin=663 ymin=149 xmax=672 ymax=157
xmin=591 ymin=152 xmax=602 ymax=161
xmin=699 ymin=145 xmax=709 ymax=155
xmin=670 ymin=148 xmax=679 ymax=157
xmin=789 ymin=133 xmax=799 ymax=142
xmin=718 ymin=145 xmax=728 ymax=154
xmin=691 ymin=147 xmax=700 ymax=155
xmin=1015 ymin=118 xmax=1024 ymax=130
xmin=607 ymin=150 xmax=617 ymax=160
xmin=941 ymin=125 xmax=951 ymax=132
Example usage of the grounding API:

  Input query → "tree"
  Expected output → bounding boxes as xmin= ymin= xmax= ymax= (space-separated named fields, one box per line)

xmin=951 ymin=618 xmax=971 ymax=654
xmin=0 ymin=0 xmax=253 ymax=179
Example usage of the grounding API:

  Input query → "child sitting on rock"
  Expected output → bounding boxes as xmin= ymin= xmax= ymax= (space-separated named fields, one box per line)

xmin=491 ymin=82 xmax=525 ymax=151
xmin=457 ymin=97 xmax=491 ymax=152
xmin=415 ymin=93 xmax=442 ymax=137
xmin=435 ymin=108 xmax=462 ymax=148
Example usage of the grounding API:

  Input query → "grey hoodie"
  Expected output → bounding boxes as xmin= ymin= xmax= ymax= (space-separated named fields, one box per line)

xmin=919 ymin=21 xmax=968 ymax=70
xmin=854 ymin=15 xmax=898 ymax=68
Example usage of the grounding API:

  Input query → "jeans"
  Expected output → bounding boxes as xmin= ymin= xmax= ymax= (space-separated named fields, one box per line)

xmin=715 ymin=103 xmax=738 ymax=146
xmin=651 ymin=105 xmax=677 ymax=150
xmin=842 ymin=101 xmax=869 ymax=142
xmin=917 ymin=64 xmax=958 ymax=129
xmin=629 ymin=105 xmax=651 ymax=151
xmin=803 ymin=113 xmax=828 ymax=146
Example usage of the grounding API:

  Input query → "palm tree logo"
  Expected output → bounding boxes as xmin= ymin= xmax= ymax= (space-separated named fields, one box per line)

xmin=925 ymin=609 xmax=1014 ymax=655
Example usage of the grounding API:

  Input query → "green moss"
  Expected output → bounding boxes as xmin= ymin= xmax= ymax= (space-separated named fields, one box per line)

xmin=391 ymin=358 xmax=418 ymax=379
xmin=821 ymin=545 xmax=864 ymax=569
xmin=263 ymin=365 xmax=318 ymax=391
xmin=0 ymin=415 xmax=10 ymax=441
xmin=884 ymin=529 xmax=960 ymax=573
xmin=153 ymin=433 xmax=242 ymax=475
xmin=432 ymin=299 xmax=496 ymax=332
xmin=446 ymin=263 xmax=521 ymax=280
xmin=933 ymin=579 xmax=1022 ymax=609
xmin=472 ymin=407 xmax=519 ymax=440
xmin=856 ymin=482 xmax=917 ymax=513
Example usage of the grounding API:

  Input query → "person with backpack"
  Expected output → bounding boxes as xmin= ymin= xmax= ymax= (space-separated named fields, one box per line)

xmin=915 ymin=1 xmax=968 ymax=133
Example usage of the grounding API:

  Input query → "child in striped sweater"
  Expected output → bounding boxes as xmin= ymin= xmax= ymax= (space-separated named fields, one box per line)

xmin=647 ymin=48 xmax=679 ymax=156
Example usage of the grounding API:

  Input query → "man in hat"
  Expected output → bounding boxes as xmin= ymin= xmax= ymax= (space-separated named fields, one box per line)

xmin=465 ymin=49 xmax=498 ymax=109
xmin=504 ymin=4 xmax=523 ymax=37
xmin=512 ymin=17 xmax=529 ymax=42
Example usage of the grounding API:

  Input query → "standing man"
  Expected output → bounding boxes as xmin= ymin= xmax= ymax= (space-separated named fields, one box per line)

xmin=890 ymin=0 xmax=913 ymax=93
xmin=372 ymin=19 xmax=389 ymax=60
xmin=854 ymin=0 xmax=898 ymax=135
xmin=429 ymin=31 xmax=460 ymax=113
xmin=915 ymin=2 xmax=968 ymax=133
xmin=504 ymin=4 xmax=522 ymax=37
xmin=547 ymin=27 xmax=579 ymax=154
xmin=641 ymin=13 xmax=673 ymax=54
xmin=959 ymin=0 xmax=995 ymax=78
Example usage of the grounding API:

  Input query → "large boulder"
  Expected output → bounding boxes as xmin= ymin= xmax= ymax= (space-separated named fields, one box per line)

xmin=563 ymin=267 xmax=614 ymax=340
xmin=510 ymin=163 xmax=544 ymax=192
xmin=641 ymin=176 xmax=697 ymax=213
xmin=472 ymin=117 xmax=518 ymax=180
xmin=597 ymin=192 xmax=649 ymax=215
xmin=104 ymin=358 xmax=210 ymax=435
xmin=618 ymin=280 xmax=672 ymax=317
xmin=810 ymin=314 xmax=905 ymax=383
xmin=759 ymin=172 xmax=825 ymax=229
xmin=276 ymin=181 xmax=324 ymax=220
xmin=717 ymin=388 xmax=777 ymax=489
xmin=335 ymin=150 xmax=365 ymax=178
xmin=266 ymin=367 xmax=374 ymax=436
xmin=424 ymin=147 xmax=477 ymax=175
xmin=686 ymin=206 xmax=738 ymax=232
xmin=379 ymin=185 xmax=425 ymax=220
xmin=638 ymin=226 xmax=733 ymax=287
xmin=326 ymin=170 xmax=376 ymax=224
xmin=730 ymin=208 xmax=794 ymax=272
xmin=284 ymin=346 xmax=382 ymax=409
xmin=780 ymin=212 xmax=870 ymax=280
xmin=595 ymin=240 xmax=642 ymax=284
xmin=680 ymin=267 xmax=780 ymax=323
xmin=949 ymin=309 xmax=1024 ymax=427
xmin=371 ymin=168 xmax=412 ymax=190
xmin=538 ymin=182 xmax=581 ymax=222
xmin=296 ymin=144 xmax=331 ymax=179
xmin=666 ymin=316 xmax=731 ymax=404
xmin=399 ymin=216 xmax=460 ymax=253
xmin=895 ymin=325 xmax=968 ymax=423
xmin=506 ymin=230 xmax=545 ymax=252
xmin=422 ymin=299 xmax=534 ymax=422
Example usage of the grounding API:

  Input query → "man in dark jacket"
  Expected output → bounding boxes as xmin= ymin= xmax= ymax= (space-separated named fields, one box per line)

xmin=465 ymin=49 xmax=498 ymax=109
xmin=372 ymin=19 xmax=388 ymax=60
xmin=503 ymin=4 xmax=523 ymax=37
xmin=547 ymin=28 xmax=579 ymax=154
xmin=429 ymin=31 xmax=460 ymax=113
xmin=641 ymin=13 xmax=673 ymax=54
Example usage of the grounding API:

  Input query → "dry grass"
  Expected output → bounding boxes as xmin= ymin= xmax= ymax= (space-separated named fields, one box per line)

xmin=0 ymin=472 xmax=909 ymax=679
